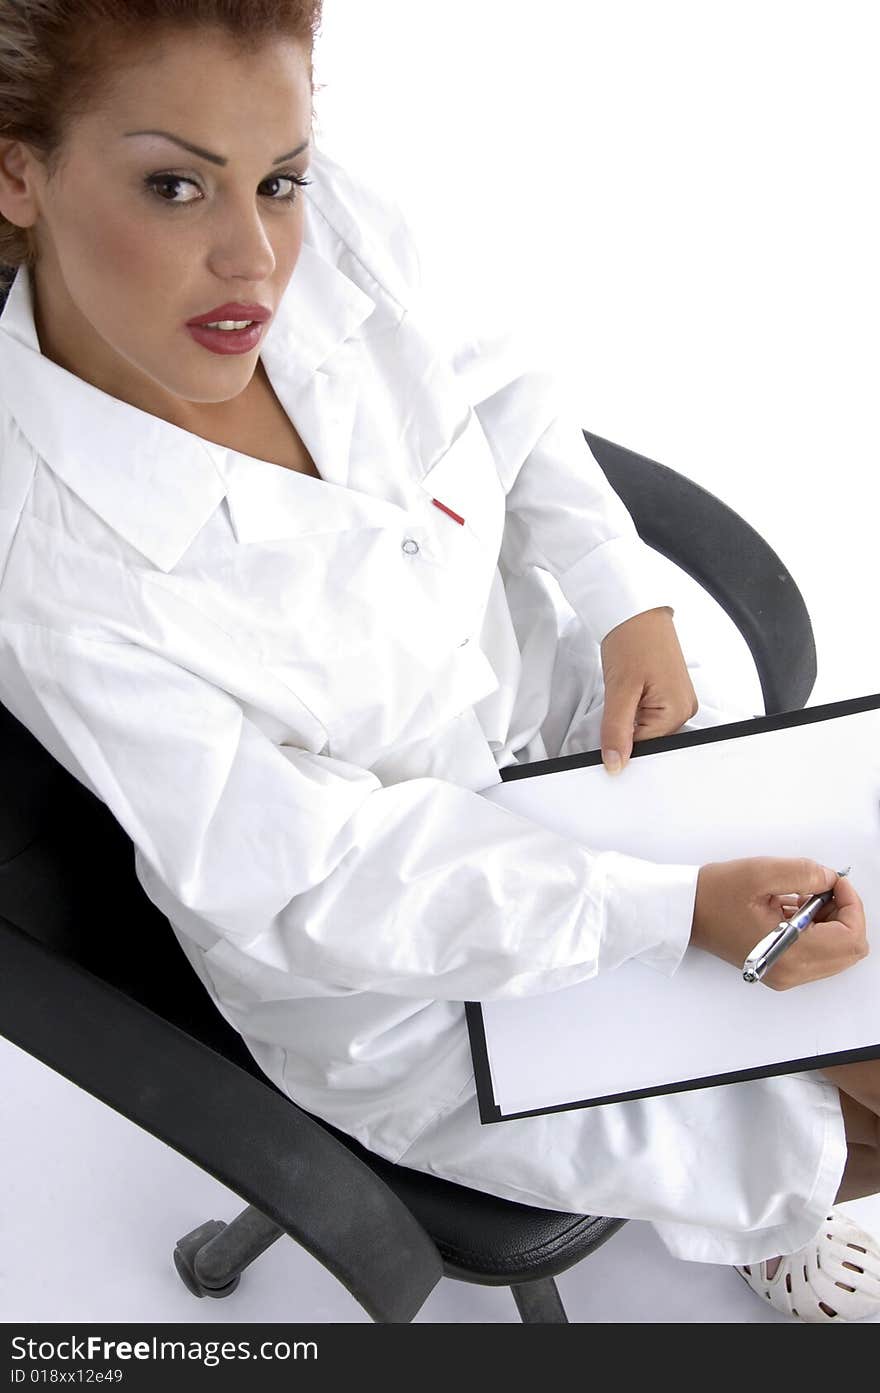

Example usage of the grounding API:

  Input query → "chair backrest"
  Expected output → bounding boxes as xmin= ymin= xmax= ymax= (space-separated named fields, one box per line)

xmin=0 ymin=695 xmax=262 ymax=1068
xmin=0 ymin=698 xmax=67 ymax=862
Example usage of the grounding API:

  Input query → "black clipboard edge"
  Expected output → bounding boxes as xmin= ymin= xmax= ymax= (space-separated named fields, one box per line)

xmin=463 ymin=1001 xmax=503 ymax=1123
xmin=469 ymin=691 xmax=880 ymax=1124
xmin=465 ymin=1006 xmax=880 ymax=1122
xmin=497 ymin=689 xmax=880 ymax=783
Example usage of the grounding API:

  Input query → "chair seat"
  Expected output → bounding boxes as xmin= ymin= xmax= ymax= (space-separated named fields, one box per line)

xmin=303 ymin=1108 xmax=625 ymax=1283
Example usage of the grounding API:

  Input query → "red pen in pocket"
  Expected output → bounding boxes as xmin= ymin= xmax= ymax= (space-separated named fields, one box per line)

xmin=432 ymin=498 xmax=465 ymax=525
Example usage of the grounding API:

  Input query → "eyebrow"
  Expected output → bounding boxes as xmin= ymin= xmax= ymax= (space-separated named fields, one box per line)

xmin=122 ymin=130 xmax=310 ymax=166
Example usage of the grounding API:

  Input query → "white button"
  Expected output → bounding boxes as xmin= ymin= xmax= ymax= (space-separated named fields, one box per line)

xmin=401 ymin=538 xmax=420 ymax=555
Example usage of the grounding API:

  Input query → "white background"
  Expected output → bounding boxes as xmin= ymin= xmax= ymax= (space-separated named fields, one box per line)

xmin=3 ymin=1 xmax=879 ymax=1325
xmin=314 ymin=0 xmax=880 ymax=712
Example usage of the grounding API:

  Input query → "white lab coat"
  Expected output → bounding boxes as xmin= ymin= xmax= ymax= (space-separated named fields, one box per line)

xmin=0 ymin=143 xmax=845 ymax=1266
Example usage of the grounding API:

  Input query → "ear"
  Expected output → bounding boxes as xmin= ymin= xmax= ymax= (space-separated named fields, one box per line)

xmin=0 ymin=140 xmax=43 ymax=235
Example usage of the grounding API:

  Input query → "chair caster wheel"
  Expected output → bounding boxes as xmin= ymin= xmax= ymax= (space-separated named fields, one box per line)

xmin=173 ymin=1220 xmax=241 ymax=1298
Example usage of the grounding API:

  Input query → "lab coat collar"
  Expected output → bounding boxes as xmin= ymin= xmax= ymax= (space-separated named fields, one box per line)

xmin=0 ymin=227 xmax=378 ymax=572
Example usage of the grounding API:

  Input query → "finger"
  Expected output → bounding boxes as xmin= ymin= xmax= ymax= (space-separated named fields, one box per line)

xmin=792 ymin=913 xmax=868 ymax=968
xmin=600 ymin=687 xmax=642 ymax=774
xmin=632 ymin=707 xmax=676 ymax=740
xmin=800 ymin=874 xmax=864 ymax=929
xmin=794 ymin=874 xmax=866 ymax=944
xmin=825 ymin=872 xmax=863 ymax=913
xmin=773 ymin=893 xmax=806 ymax=916
xmin=750 ymin=859 xmax=837 ymax=926
xmin=777 ymin=878 xmax=857 ymax=913
xmin=761 ymin=858 xmax=839 ymax=898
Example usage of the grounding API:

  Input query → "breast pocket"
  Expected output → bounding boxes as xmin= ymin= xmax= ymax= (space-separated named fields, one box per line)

xmin=250 ymin=409 xmax=508 ymax=768
xmin=415 ymin=406 xmax=506 ymax=637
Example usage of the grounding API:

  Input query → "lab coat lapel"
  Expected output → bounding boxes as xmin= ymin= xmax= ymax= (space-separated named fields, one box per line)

xmin=272 ymin=353 xmax=361 ymax=492
xmin=218 ymin=237 xmax=405 ymax=545
xmin=220 ymin=360 xmax=359 ymax=545
xmin=257 ymin=237 xmax=379 ymax=498
xmin=219 ymin=351 xmax=413 ymax=545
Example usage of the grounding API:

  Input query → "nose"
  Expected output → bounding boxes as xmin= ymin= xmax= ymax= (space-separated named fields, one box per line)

xmin=208 ymin=194 xmax=278 ymax=281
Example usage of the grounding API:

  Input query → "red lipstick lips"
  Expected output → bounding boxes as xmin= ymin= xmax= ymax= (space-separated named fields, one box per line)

xmin=185 ymin=302 xmax=272 ymax=355
xmin=186 ymin=302 xmax=271 ymax=326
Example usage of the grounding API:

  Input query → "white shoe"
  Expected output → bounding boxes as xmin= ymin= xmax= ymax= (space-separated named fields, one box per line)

xmin=734 ymin=1209 xmax=880 ymax=1321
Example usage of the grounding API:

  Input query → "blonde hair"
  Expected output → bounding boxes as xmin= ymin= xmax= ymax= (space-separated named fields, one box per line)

xmin=0 ymin=0 xmax=324 ymax=289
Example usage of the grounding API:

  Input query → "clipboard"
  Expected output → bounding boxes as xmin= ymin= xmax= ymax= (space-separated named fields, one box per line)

xmin=465 ymin=692 xmax=880 ymax=1124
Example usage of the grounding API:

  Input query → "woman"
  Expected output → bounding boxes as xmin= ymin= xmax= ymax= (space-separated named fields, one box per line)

xmin=0 ymin=0 xmax=877 ymax=1321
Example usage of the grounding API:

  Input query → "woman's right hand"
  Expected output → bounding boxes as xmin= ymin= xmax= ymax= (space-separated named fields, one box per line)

xmin=690 ymin=857 xmax=868 ymax=990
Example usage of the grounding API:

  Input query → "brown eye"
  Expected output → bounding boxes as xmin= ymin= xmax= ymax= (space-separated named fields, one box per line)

xmin=145 ymin=173 xmax=198 ymax=204
xmin=262 ymin=171 xmax=312 ymax=202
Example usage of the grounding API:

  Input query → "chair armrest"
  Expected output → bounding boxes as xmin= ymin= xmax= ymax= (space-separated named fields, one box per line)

xmin=585 ymin=430 xmax=817 ymax=714
xmin=0 ymin=911 xmax=443 ymax=1323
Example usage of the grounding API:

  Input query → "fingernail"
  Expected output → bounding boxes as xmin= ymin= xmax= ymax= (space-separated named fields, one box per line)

xmin=604 ymin=750 xmax=622 ymax=775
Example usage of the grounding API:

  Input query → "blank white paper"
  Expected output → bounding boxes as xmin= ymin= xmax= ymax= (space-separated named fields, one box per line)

xmin=478 ymin=705 xmax=880 ymax=1116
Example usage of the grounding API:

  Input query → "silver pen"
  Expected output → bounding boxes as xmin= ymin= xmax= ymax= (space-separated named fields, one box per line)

xmin=742 ymin=866 xmax=851 ymax=983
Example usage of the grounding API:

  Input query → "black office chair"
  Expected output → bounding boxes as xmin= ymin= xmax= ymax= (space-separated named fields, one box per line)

xmin=0 ymin=275 xmax=817 ymax=1323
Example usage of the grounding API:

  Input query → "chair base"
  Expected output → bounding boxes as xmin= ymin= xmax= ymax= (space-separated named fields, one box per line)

xmin=174 ymin=1203 xmax=571 ymax=1321
xmin=174 ymin=1206 xmax=284 ymax=1299
xmin=510 ymin=1277 xmax=569 ymax=1322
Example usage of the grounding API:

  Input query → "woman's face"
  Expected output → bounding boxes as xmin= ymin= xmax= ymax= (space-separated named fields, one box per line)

xmin=0 ymin=28 xmax=313 ymax=426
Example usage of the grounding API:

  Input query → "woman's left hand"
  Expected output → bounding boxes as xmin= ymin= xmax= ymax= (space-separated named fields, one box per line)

xmin=598 ymin=606 xmax=699 ymax=774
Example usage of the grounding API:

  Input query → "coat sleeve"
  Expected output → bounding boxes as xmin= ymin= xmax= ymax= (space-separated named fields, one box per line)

xmin=0 ymin=622 xmax=701 ymax=1000
xmin=449 ymin=324 xmax=675 ymax=646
